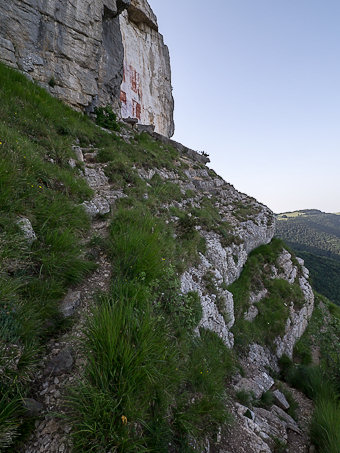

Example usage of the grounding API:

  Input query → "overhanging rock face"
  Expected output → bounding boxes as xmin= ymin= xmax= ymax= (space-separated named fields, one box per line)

xmin=0 ymin=0 xmax=130 ymax=112
xmin=119 ymin=0 xmax=175 ymax=137
xmin=0 ymin=0 xmax=174 ymax=136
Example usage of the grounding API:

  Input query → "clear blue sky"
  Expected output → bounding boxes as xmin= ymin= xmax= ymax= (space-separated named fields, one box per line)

xmin=151 ymin=0 xmax=340 ymax=213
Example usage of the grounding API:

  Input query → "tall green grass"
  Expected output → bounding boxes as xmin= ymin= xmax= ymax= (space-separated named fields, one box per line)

xmin=0 ymin=63 xmax=105 ymax=447
xmin=311 ymin=398 xmax=340 ymax=453
xmin=68 ymin=206 xmax=235 ymax=451
xmin=279 ymin=356 xmax=340 ymax=453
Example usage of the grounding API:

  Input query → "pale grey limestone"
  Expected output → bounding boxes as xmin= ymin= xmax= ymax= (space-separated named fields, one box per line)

xmin=60 ymin=291 xmax=82 ymax=318
xmin=244 ymin=305 xmax=259 ymax=322
xmin=234 ymin=372 xmax=274 ymax=399
xmin=84 ymin=167 xmax=109 ymax=189
xmin=82 ymin=196 xmax=111 ymax=217
xmin=0 ymin=0 xmax=130 ymax=111
xmin=17 ymin=217 xmax=37 ymax=244
xmin=272 ymin=390 xmax=290 ymax=411
xmin=0 ymin=0 xmax=174 ymax=135
xmin=120 ymin=1 xmax=174 ymax=136
xmin=273 ymin=251 xmax=315 ymax=358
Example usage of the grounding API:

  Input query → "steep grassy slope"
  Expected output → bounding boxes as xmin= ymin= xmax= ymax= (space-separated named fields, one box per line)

xmin=1 ymin=63 xmax=340 ymax=453
xmin=276 ymin=210 xmax=340 ymax=305
xmin=0 ymin=63 xmax=101 ymax=448
xmin=0 ymin=63 xmax=238 ymax=451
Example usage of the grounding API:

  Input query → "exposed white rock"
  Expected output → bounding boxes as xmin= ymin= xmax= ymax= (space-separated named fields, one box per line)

xmin=0 ymin=36 xmax=17 ymax=68
xmin=253 ymin=407 xmax=288 ymax=443
xmin=244 ymin=305 xmax=259 ymax=322
xmin=0 ymin=0 xmax=131 ymax=111
xmin=272 ymin=390 xmax=290 ymax=411
xmin=119 ymin=0 xmax=174 ymax=136
xmin=17 ymin=217 xmax=37 ymax=244
xmin=0 ymin=0 xmax=174 ymax=136
xmin=247 ymin=344 xmax=280 ymax=374
xmin=72 ymin=146 xmax=84 ymax=163
xmin=181 ymin=218 xmax=274 ymax=347
xmin=271 ymin=405 xmax=301 ymax=433
xmin=60 ymin=291 xmax=82 ymax=318
xmin=82 ymin=196 xmax=111 ymax=217
xmin=84 ymin=167 xmax=109 ymax=189
xmin=233 ymin=404 xmax=272 ymax=453
xmin=275 ymin=250 xmax=297 ymax=283
xmin=234 ymin=372 xmax=274 ymax=399
xmin=181 ymin=253 xmax=235 ymax=348
xmin=297 ymin=257 xmax=310 ymax=279
xmin=273 ymin=251 xmax=315 ymax=358
xmin=249 ymin=289 xmax=268 ymax=305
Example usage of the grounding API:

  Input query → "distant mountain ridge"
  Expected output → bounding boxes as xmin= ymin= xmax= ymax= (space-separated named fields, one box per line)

xmin=276 ymin=209 xmax=340 ymax=305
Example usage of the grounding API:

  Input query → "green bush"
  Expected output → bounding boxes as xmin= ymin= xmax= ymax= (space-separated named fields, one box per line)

xmin=94 ymin=105 xmax=120 ymax=131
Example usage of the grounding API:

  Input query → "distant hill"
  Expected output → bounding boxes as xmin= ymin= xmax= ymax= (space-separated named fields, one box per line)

xmin=276 ymin=209 xmax=340 ymax=305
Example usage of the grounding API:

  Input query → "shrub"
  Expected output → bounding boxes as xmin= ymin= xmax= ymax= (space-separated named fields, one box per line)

xmin=94 ymin=105 xmax=120 ymax=131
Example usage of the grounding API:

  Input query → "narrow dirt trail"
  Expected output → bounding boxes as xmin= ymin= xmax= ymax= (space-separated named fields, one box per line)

xmin=22 ymin=147 xmax=118 ymax=453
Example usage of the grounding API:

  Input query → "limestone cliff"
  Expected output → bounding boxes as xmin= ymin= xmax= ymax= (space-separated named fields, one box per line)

xmin=119 ymin=0 xmax=175 ymax=137
xmin=0 ymin=0 xmax=174 ymax=136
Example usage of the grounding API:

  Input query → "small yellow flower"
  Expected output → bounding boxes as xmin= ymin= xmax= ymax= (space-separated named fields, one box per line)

xmin=0 ymin=142 xmax=2 ymax=145
xmin=38 ymin=185 xmax=42 ymax=189
xmin=121 ymin=415 xmax=128 ymax=425
xmin=200 ymin=371 xmax=203 ymax=375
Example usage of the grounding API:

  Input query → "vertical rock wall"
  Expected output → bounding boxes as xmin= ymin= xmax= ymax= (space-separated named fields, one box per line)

xmin=0 ymin=0 xmax=174 ymax=136
xmin=0 ymin=0 xmax=130 ymax=111
xmin=119 ymin=0 xmax=174 ymax=137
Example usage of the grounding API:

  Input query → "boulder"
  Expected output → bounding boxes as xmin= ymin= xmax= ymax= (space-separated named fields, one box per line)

xmin=82 ymin=196 xmax=111 ymax=217
xmin=17 ymin=217 xmax=37 ymax=244
xmin=44 ymin=347 xmax=74 ymax=376
xmin=234 ymin=373 xmax=274 ymax=400
xmin=273 ymin=390 xmax=290 ymax=411
xmin=60 ymin=291 xmax=82 ymax=318
xmin=23 ymin=398 xmax=44 ymax=417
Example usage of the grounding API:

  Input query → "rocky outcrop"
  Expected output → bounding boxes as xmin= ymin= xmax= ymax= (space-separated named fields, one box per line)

xmin=0 ymin=0 xmax=174 ymax=135
xmin=138 ymin=159 xmax=275 ymax=348
xmin=17 ymin=217 xmax=37 ymax=244
xmin=273 ymin=253 xmax=314 ymax=358
xmin=119 ymin=0 xmax=174 ymax=137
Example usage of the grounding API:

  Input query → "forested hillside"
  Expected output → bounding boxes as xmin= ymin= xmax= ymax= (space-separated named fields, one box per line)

xmin=276 ymin=210 xmax=340 ymax=305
